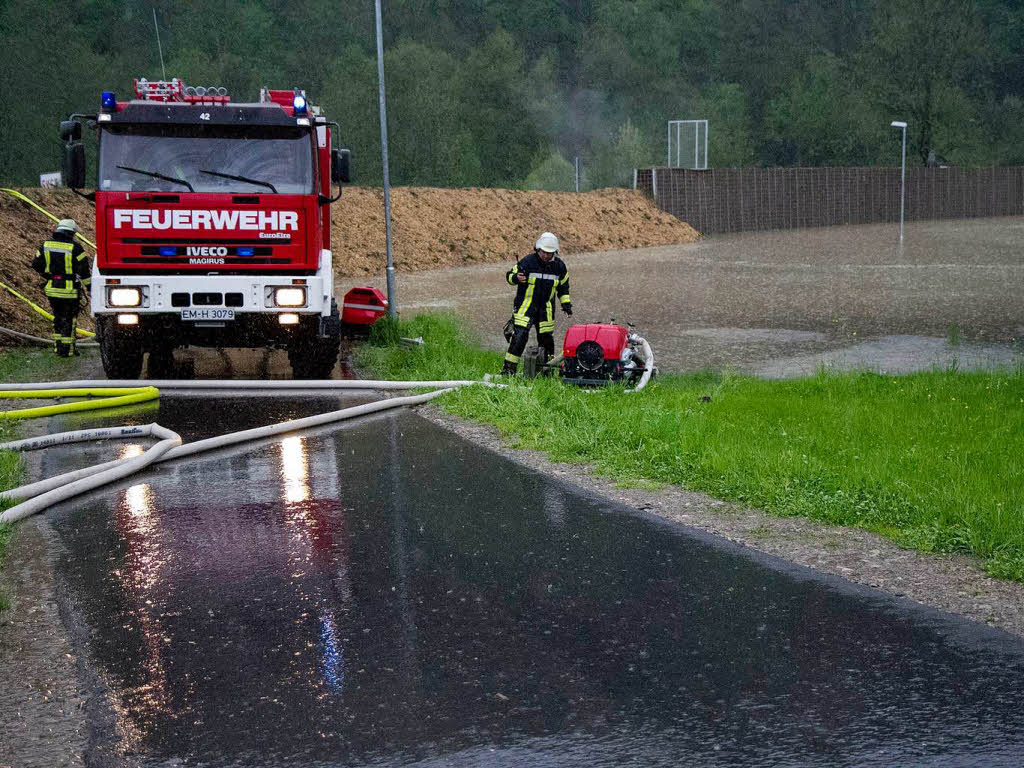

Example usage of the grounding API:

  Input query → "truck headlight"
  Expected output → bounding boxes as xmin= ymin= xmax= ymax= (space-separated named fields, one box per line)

xmin=108 ymin=287 xmax=142 ymax=307
xmin=274 ymin=287 xmax=306 ymax=307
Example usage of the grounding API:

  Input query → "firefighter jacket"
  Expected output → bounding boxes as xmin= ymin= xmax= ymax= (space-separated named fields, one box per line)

xmin=505 ymin=252 xmax=571 ymax=333
xmin=31 ymin=234 xmax=90 ymax=299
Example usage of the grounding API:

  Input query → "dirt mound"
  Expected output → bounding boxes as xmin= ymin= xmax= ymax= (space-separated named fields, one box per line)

xmin=0 ymin=186 xmax=696 ymax=343
xmin=331 ymin=186 xmax=698 ymax=275
xmin=0 ymin=189 xmax=97 ymax=344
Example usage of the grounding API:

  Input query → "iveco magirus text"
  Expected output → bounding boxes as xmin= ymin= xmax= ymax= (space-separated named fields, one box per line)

xmin=60 ymin=77 xmax=353 ymax=378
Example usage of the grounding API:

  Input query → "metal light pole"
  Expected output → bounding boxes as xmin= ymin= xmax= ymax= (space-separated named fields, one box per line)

xmin=890 ymin=121 xmax=907 ymax=244
xmin=375 ymin=0 xmax=397 ymax=318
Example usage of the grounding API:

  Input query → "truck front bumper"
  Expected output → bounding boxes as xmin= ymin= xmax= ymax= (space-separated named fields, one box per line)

xmin=90 ymin=252 xmax=337 ymax=349
xmin=90 ymin=250 xmax=334 ymax=318
xmin=94 ymin=311 xmax=330 ymax=349
xmin=91 ymin=273 xmax=332 ymax=317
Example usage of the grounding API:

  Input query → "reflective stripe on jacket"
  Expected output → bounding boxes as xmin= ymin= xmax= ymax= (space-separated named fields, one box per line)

xmin=505 ymin=252 xmax=570 ymax=328
xmin=35 ymin=239 xmax=90 ymax=299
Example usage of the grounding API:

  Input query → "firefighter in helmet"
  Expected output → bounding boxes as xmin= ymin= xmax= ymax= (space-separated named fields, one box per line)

xmin=501 ymin=232 xmax=572 ymax=375
xmin=31 ymin=219 xmax=91 ymax=357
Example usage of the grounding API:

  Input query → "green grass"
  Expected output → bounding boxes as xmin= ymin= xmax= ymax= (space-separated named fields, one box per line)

xmin=357 ymin=313 xmax=1024 ymax=582
xmin=359 ymin=314 xmax=504 ymax=381
xmin=0 ymin=346 xmax=85 ymax=383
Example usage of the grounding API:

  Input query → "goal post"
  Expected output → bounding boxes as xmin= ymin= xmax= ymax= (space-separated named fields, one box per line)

xmin=667 ymin=120 xmax=708 ymax=170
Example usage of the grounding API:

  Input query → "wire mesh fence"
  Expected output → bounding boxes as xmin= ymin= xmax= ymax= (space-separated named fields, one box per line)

xmin=636 ymin=166 xmax=1024 ymax=235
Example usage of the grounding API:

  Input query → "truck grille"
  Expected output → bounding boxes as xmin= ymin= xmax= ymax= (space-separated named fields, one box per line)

xmin=171 ymin=292 xmax=244 ymax=308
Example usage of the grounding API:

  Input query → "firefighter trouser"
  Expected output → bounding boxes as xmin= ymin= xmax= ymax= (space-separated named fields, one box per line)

xmin=48 ymin=296 xmax=80 ymax=357
xmin=504 ymin=321 xmax=554 ymax=370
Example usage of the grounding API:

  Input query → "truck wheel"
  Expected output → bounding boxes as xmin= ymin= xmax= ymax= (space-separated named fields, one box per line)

xmin=522 ymin=345 xmax=547 ymax=379
xmin=288 ymin=337 xmax=339 ymax=379
xmin=147 ymin=346 xmax=176 ymax=378
xmin=98 ymin=322 xmax=144 ymax=380
xmin=288 ymin=301 xmax=341 ymax=379
xmin=288 ymin=343 xmax=313 ymax=379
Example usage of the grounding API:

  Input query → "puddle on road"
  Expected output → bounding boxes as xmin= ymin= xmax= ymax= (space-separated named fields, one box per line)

xmin=48 ymin=406 xmax=1024 ymax=767
xmin=754 ymin=334 xmax=1024 ymax=378
xmin=674 ymin=328 xmax=830 ymax=343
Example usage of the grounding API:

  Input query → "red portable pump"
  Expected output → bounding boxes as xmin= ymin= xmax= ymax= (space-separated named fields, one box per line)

xmin=340 ymin=286 xmax=389 ymax=336
xmin=559 ymin=322 xmax=654 ymax=386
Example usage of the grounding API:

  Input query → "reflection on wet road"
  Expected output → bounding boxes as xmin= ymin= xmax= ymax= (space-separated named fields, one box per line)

xmin=46 ymin=400 xmax=1024 ymax=766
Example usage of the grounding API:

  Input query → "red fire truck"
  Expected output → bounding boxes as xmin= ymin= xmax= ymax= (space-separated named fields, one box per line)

xmin=60 ymin=77 xmax=352 ymax=379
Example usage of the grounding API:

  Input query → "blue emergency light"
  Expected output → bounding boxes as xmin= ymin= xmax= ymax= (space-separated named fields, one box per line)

xmin=293 ymin=93 xmax=307 ymax=116
xmin=101 ymin=91 xmax=117 ymax=110
xmin=237 ymin=247 xmax=254 ymax=257
xmin=159 ymin=247 xmax=176 ymax=256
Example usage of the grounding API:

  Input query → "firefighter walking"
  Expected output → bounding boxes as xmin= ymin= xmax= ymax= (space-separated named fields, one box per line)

xmin=31 ymin=219 xmax=91 ymax=357
xmin=502 ymin=232 xmax=572 ymax=375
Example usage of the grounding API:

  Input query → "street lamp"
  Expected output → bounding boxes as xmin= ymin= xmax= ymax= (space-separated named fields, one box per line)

xmin=375 ymin=0 xmax=397 ymax=318
xmin=890 ymin=121 xmax=907 ymax=244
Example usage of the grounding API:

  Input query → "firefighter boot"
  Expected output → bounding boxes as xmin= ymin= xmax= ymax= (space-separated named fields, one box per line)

xmin=501 ymin=360 xmax=518 ymax=376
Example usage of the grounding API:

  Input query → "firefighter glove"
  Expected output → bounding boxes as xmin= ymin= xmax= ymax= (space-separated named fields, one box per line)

xmin=563 ymin=303 xmax=573 ymax=316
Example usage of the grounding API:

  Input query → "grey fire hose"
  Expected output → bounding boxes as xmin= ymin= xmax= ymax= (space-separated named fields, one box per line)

xmin=626 ymin=334 xmax=655 ymax=393
xmin=0 ymin=379 xmax=493 ymax=524
xmin=1 ymin=423 xmax=181 ymax=523
xmin=0 ymin=325 xmax=99 ymax=347
xmin=0 ymin=379 xmax=488 ymax=392
xmin=1 ymin=334 xmax=656 ymax=523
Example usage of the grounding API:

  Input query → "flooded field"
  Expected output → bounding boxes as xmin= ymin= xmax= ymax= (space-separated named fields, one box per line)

xmin=341 ymin=217 xmax=1024 ymax=375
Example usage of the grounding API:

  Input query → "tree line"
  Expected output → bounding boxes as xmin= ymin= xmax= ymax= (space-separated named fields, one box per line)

xmin=1 ymin=0 xmax=1021 ymax=190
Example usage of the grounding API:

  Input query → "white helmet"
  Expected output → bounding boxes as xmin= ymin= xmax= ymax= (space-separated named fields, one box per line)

xmin=56 ymin=218 xmax=79 ymax=234
xmin=535 ymin=232 xmax=559 ymax=253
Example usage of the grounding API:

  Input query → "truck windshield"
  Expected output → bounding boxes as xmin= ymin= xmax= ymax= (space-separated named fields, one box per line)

xmin=98 ymin=125 xmax=314 ymax=194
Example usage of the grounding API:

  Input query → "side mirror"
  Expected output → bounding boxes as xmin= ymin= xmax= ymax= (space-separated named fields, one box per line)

xmin=60 ymin=120 xmax=82 ymax=142
xmin=331 ymin=148 xmax=351 ymax=184
xmin=63 ymin=142 xmax=86 ymax=189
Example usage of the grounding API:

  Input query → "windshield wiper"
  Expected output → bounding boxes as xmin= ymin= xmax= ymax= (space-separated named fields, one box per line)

xmin=116 ymin=165 xmax=195 ymax=192
xmin=199 ymin=169 xmax=278 ymax=194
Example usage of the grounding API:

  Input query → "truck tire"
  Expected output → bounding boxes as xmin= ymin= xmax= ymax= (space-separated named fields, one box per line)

xmin=98 ymin=321 xmax=144 ymax=379
xmin=147 ymin=345 xmax=176 ymax=378
xmin=288 ymin=300 xmax=341 ymax=379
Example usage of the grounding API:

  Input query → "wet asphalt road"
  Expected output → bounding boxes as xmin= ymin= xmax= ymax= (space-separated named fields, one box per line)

xmin=35 ymin=396 xmax=1024 ymax=767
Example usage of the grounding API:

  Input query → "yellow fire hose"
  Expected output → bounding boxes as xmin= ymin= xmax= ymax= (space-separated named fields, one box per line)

xmin=0 ymin=187 xmax=97 ymax=338
xmin=0 ymin=188 xmax=97 ymax=250
xmin=0 ymin=281 xmax=97 ymax=338
xmin=0 ymin=387 xmax=160 ymax=420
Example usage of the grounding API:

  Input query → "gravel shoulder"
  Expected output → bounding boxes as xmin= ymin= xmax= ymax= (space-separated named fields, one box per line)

xmin=0 ymin=520 xmax=87 ymax=768
xmin=0 ymin=352 xmax=105 ymax=768
xmin=420 ymin=405 xmax=1024 ymax=639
